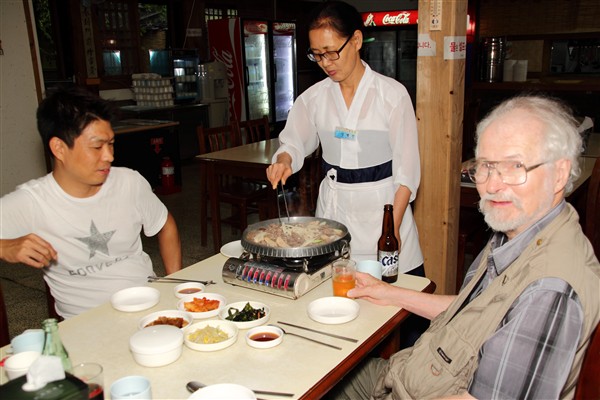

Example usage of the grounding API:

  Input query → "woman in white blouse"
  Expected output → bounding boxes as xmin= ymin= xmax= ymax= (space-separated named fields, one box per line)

xmin=266 ymin=1 xmax=423 ymax=276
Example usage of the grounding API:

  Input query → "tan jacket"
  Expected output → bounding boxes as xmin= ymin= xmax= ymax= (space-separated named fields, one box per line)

xmin=373 ymin=205 xmax=600 ymax=399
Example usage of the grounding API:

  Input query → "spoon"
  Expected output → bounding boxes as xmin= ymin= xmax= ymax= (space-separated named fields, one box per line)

xmin=186 ymin=381 xmax=294 ymax=397
xmin=270 ymin=324 xmax=342 ymax=350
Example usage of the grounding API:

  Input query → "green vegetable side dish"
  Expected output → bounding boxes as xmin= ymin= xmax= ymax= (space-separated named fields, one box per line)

xmin=226 ymin=302 xmax=267 ymax=322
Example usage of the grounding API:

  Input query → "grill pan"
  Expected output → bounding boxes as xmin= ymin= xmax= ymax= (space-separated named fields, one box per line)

xmin=241 ymin=217 xmax=351 ymax=259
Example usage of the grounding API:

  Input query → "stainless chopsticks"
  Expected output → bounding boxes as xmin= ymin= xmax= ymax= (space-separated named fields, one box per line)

xmin=277 ymin=182 xmax=290 ymax=225
xmin=278 ymin=321 xmax=358 ymax=343
xmin=147 ymin=276 xmax=215 ymax=285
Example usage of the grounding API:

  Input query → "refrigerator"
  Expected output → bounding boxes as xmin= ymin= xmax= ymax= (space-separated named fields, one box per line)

xmin=360 ymin=10 xmax=418 ymax=105
xmin=148 ymin=48 xmax=201 ymax=103
xmin=207 ymin=18 xmax=297 ymax=124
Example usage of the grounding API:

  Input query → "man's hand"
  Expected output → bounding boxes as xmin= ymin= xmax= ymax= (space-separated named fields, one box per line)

xmin=347 ymin=272 xmax=399 ymax=306
xmin=0 ymin=234 xmax=58 ymax=268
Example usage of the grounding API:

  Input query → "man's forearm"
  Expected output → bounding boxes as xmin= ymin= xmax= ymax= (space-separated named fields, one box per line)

xmin=158 ymin=213 xmax=182 ymax=275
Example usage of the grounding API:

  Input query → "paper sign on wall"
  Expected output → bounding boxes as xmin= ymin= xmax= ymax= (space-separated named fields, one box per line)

xmin=187 ymin=28 xmax=202 ymax=37
xmin=443 ymin=36 xmax=467 ymax=60
xmin=417 ymin=33 xmax=436 ymax=57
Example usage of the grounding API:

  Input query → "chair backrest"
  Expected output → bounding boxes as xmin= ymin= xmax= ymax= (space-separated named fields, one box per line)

xmin=0 ymin=283 xmax=10 ymax=347
xmin=584 ymin=157 xmax=600 ymax=257
xmin=574 ymin=320 xmax=600 ymax=399
xmin=196 ymin=122 xmax=241 ymax=154
xmin=238 ymin=116 xmax=270 ymax=144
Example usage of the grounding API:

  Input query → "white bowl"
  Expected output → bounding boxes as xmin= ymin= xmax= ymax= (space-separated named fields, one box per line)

xmin=307 ymin=296 xmax=360 ymax=325
xmin=174 ymin=282 xmax=206 ymax=299
xmin=219 ymin=301 xmax=270 ymax=330
xmin=138 ymin=310 xmax=193 ymax=330
xmin=220 ymin=240 xmax=244 ymax=258
xmin=184 ymin=320 xmax=238 ymax=352
xmin=177 ymin=293 xmax=226 ymax=319
xmin=4 ymin=351 xmax=41 ymax=380
xmin=129 ymin=325 xmax=183 ymax=367
xmin=245 ymin=325 xmax=283 ymax=349
xmin=111 ymin=287 xmax=160 ymax=312
xmin=188 ymin=383 xmax=256 ymax=399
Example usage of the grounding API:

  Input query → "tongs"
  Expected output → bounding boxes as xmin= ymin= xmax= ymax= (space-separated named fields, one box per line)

xmin=277 ymin=182 xmax=290 ymax=226
xmin=147 ymin=276 xmax=215 ymax=285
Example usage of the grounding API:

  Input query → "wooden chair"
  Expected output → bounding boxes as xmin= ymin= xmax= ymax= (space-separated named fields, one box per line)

xmin=0 ymin=283 xmax=10 ymax=347
xmin=574 ymin=321 xmax=600 ymax=399
xmin=238 ymin=116 xmax=270 ymax=144
xmin=584 ymin=157 xmax=600 ymax=257
xmin=197 ymin=123 xmax=270 ymax=247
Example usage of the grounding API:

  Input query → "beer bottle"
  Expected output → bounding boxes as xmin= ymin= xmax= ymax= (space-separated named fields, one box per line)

xmin=378 ymin=204 xmax=399 ymax=283
xmin=42 ymin=318 xmax=72 ymax=373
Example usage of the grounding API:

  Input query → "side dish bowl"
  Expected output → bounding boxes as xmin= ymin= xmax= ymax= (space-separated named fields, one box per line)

xmin=177 ymin=293 xmax=226 ymax=319
xmin=218 ymin=301 xmax=270 ymax=330
xmin=174 ymin=282 xmax=206 ymax=299
xmin=138 ymin=309 xmax=193 ymax=330
xmin=245 ymin=325 xmax=283 ymax=349
xmin=129 ymin=325 xmax=183 ymax=367
xmin=184 ymin=320 xmax=238 ymax=352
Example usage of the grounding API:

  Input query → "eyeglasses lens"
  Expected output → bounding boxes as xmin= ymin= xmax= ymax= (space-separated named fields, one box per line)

xmin=468 ymin=162 xmax=527 ymax=185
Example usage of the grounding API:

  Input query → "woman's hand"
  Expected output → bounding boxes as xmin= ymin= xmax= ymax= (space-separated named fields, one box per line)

xmin=266 ymin=152 xmax=293 ymax=189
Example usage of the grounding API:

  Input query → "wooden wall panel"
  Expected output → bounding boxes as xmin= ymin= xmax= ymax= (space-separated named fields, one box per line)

xmin=479 ymin=0 xmax=600 ymax=37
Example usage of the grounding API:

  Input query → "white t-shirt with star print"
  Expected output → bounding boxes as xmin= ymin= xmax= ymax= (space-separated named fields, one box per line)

xmin=0 ymin=167 xmax=168 ymax=318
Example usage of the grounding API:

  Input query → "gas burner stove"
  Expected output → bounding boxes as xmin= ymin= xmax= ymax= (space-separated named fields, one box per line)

xmin=221 ymin=252 xmax=344 ymax=299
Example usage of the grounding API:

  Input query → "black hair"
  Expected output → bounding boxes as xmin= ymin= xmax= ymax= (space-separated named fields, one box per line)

xmin=308 ymin=1 xmax=363 ymax=38
xmin=36 ymin=86 xmax=117 ymax=156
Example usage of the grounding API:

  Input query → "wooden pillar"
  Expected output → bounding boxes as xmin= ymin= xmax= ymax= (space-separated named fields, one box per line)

xmin=415 ymin=0 xmax=467 ymax=294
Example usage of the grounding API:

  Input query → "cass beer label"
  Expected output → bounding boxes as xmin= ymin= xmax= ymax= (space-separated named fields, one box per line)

xmin=378 ymin=250 xmax=399 ymax=277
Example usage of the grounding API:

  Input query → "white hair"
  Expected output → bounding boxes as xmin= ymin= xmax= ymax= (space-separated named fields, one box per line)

xmin=475 ymin=95 xmax=583 ymax=193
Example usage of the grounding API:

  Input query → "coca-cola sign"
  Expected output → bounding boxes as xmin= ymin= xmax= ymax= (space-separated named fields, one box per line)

xmin=361 ymin=10 xmax=418 ymax=26
xmin=207 ymin=18 xmax=246 ymax=122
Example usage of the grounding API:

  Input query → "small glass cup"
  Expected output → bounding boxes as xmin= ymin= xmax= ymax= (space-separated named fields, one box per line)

xmin=332 ymin=259 xmax=356 ymax=297
xmin=72 ymin=362 xmax=104 ymax=400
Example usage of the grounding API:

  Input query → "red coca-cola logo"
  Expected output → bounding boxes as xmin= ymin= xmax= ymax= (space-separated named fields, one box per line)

xmin=364 ymin=13 xmax=375 ymax=26
xmin=361 ymin=10 xmax=418 ymax=26
xmin=211 ymin=48 xmax=239 ymax=120
xmin=382 ymin=12 xmax=411 ymax=25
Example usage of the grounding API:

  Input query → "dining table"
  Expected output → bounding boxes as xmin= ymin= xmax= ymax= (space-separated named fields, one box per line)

xmin=197 ymin=138 xmax=280 ymax=252
xmin=0 ymin=253 xmax=434 ymax=399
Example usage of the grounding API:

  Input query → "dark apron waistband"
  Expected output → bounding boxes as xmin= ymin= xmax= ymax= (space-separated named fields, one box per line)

xmin=322 ymin=160 xmax=393 ymax=184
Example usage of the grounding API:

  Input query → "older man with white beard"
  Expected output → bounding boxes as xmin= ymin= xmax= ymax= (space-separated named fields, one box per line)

xmin=327 ymin=95 xmax=600 ymax=400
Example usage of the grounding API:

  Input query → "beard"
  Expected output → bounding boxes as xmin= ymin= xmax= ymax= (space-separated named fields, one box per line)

xmin=478 ymin=180 xmax=555 ymax=235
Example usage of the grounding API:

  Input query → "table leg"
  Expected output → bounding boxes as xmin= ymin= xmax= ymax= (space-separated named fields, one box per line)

xmin=199 ymin=162 xmax=208 ymax=246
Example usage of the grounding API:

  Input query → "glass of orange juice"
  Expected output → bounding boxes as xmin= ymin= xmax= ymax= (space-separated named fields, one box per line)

xmin=332 ymin=259 xmax=356 ymax=297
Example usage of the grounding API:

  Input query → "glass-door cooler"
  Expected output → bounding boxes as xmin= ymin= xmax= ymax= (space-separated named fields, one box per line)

xmin=243 ymin=21 xmax=272 ymax=120
xmin=272 ymin=22 xmax=297 ymax=122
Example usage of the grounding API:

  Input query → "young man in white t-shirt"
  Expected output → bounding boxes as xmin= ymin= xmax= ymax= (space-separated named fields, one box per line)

xmin=0 ymin=86 xmax=182 ymax=318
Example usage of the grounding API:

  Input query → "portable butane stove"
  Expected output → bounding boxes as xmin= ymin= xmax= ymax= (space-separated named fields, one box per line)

xmin=221 ymin=217 xmax=351 ymax=299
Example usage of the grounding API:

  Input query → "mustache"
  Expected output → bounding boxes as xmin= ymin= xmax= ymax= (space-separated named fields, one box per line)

xmin=479 ymin=193 xmax=523 ymax=210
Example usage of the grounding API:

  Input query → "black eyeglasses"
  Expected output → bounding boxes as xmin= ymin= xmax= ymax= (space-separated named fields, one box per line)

xmin=306 ymin=35 xmax=353 ymax=62
xmin=466 ymin=160 xmax=548 ymax=185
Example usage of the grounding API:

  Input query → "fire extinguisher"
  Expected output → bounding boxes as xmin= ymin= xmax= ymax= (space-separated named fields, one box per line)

xmin=161 ymin=157 xmax=175 ymax=191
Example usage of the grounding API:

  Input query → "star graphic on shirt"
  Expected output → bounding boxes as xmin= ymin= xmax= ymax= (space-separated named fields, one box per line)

xmin=76 ymin=221 xmax=116 ymax=259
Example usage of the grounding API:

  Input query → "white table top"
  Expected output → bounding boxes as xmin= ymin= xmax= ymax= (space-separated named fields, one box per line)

xmin=1 ymin=254 xmax=431 ymax=399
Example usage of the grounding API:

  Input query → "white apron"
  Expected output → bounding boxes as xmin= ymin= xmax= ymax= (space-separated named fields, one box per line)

xmin=316 ymin=169 xmax=423 ymax=273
